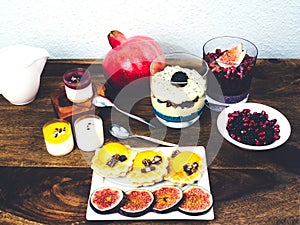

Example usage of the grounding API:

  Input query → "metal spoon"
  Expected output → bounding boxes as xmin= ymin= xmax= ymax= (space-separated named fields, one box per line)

xmin=109 ymin=124 xmax=178 ymax=147
xmin=92 ymin=96 xmax=155 ymax=128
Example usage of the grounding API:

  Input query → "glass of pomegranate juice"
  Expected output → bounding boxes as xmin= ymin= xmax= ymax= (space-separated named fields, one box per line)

xmin=203 ymin=36 xmax=258 ymax=105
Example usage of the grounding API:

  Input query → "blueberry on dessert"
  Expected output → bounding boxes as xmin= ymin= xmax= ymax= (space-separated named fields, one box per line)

xmin=171 ymin=71 xmax=188 ymax=87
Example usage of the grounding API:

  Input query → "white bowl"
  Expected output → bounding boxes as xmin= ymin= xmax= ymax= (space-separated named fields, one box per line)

xmin=217 ymin=102 xmax=291 ymax=150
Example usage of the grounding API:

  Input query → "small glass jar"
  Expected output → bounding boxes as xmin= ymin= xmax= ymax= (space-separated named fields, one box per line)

xmin=74 ymin=114 xmax=104 ymax=152
xmin=63 ymin=68 xmax=93 ymax=103
xmin=150 ymin=53 xmax=208 ymax=129
xmin=203 ymin=36 xmax=258 ymax=105
xmin=43 ymin=119 xmax=74 ymax=156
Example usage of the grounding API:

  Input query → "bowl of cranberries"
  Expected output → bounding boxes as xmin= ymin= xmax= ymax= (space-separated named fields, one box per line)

xmin=217 ymin=103 xmax=291 ymax=150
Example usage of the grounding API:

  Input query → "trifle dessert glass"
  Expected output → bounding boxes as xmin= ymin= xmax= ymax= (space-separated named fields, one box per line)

xmin=150 ymin=53 xmax=207 ymax=128
xmin=63 ymin=68 xmax=93 ymax=103
xmin=203 ymin=36 xmax=258 ymax=105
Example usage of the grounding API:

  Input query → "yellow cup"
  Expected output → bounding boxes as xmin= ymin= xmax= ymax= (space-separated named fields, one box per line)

xmin=43 ymin=119 xmax=74 ymax=156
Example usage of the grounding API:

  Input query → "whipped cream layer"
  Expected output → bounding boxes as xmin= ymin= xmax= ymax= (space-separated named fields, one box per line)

xmin=151 ymin=66 xmax=206 ymax=117
xmin=65 ymin=83 xmax=93 ymax=103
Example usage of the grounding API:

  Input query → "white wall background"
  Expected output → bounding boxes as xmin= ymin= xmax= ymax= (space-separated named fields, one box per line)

xmin=1 ymin=0 xmax=299 ymax=59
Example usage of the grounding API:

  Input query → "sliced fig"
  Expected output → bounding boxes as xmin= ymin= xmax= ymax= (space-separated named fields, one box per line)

xmin=152 ymin=185 xmax=183 ymax=213
xmin=178 ymin=185 xmax=213 ymax=215
xmin=119 ymin=189 xmax=155 ymax=217
xmin=216 ymin=43 xmax=246 ymax=68
xmin=90 ymin=187 xmax=125 ymax=214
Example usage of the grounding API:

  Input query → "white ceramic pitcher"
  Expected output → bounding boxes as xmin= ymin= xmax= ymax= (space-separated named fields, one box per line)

xmin=0 ymin=45 xmax=49 ymax=105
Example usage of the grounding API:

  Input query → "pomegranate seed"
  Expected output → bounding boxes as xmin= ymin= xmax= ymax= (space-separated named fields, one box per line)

xmin=243 ymin=109 xmax=251 ymax=113
xmin=274 ymin=134 xmax=280 ymax=140
xmin=237 ymin=72 xmax=243 ymax=79
xmin=225 ymin=108 xmax=280 ymax=146
xmin=243 ymin=117 xmax=249 ymax=122
xmin=231 ymin=112 xmax=239 ymax=117
xmin=255 ymin=139 xmax=260 ymax=145
xmin=259 ymin=136 xmax=266 ymax=140
xmin=269 ymin=119 xmax=277 ymax=125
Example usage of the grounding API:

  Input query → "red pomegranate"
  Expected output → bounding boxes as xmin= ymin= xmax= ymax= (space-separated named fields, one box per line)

xmin=102 ymin=30 xmax=163 ymax=90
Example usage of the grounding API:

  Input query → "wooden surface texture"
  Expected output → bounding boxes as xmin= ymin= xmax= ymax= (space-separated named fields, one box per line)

xmin=0 ymin=59 xmax=299 ymax=224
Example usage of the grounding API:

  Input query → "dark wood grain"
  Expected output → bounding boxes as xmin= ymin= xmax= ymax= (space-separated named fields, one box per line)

xmin=1 ymin=59 xmax=299 ymax=168
xmin=0 ymin=59 xmax=299 ymax=224
xmin=0 ymin=166 xmax=298 ymax=224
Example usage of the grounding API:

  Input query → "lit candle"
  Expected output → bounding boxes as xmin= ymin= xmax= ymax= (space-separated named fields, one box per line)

xmin=74 ymin=115 xmax=104 ymax=152
xmin=43 ymin=119 xmax=74 ymax=156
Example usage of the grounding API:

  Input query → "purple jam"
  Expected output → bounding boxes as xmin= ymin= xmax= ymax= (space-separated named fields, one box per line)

xmin=63 ymin=68 xmax=91 ymax=89
xmin=204 ymin=49 xmax=256 ymax=103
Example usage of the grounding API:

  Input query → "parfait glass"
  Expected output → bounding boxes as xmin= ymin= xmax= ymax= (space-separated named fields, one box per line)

xmin=150 ymin=52 xmax=208 ymax=129
xmin=203 ymin=36 xmax=258 ymax=105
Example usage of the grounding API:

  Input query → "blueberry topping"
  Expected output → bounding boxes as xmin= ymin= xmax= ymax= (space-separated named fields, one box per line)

xmin=118 ymin=155 xmax=127 ymax=162
xmin=171 ymin=71 xmax=188 ymax=87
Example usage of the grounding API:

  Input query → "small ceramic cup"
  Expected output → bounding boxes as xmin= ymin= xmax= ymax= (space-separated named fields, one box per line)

xmin=63 ymin=68 xmax=93 ymax=103
xmin=43 ymin=119 xmax=74 ymax=156
xmin=74 ymin=114 xmax=104 ymax=152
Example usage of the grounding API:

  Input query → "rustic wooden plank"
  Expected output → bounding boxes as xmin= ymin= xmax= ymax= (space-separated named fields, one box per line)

xmin=0 ymin=59 xmax=299 ymax=168
xmin=0 ymin=167 xmax=298 ymax=224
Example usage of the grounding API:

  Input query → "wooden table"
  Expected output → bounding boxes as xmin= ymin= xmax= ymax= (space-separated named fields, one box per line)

xmin=0 ymin=59 xmax=299 ymax=224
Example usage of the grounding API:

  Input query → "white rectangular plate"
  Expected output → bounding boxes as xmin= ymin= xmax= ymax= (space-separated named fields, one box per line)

xmin=86 ymin=146 xmax=214 ymax=221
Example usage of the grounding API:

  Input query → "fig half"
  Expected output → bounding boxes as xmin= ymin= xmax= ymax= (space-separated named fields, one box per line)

xmin=178 ymin=185 xmax=213 ymax=215
xmin=152 ymin=185 xmax=183 ymax=213
xmin=119 ymin=189 xmax=155 ymax=217
xmin=90 ymin=187 xmax=125 ymax=214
